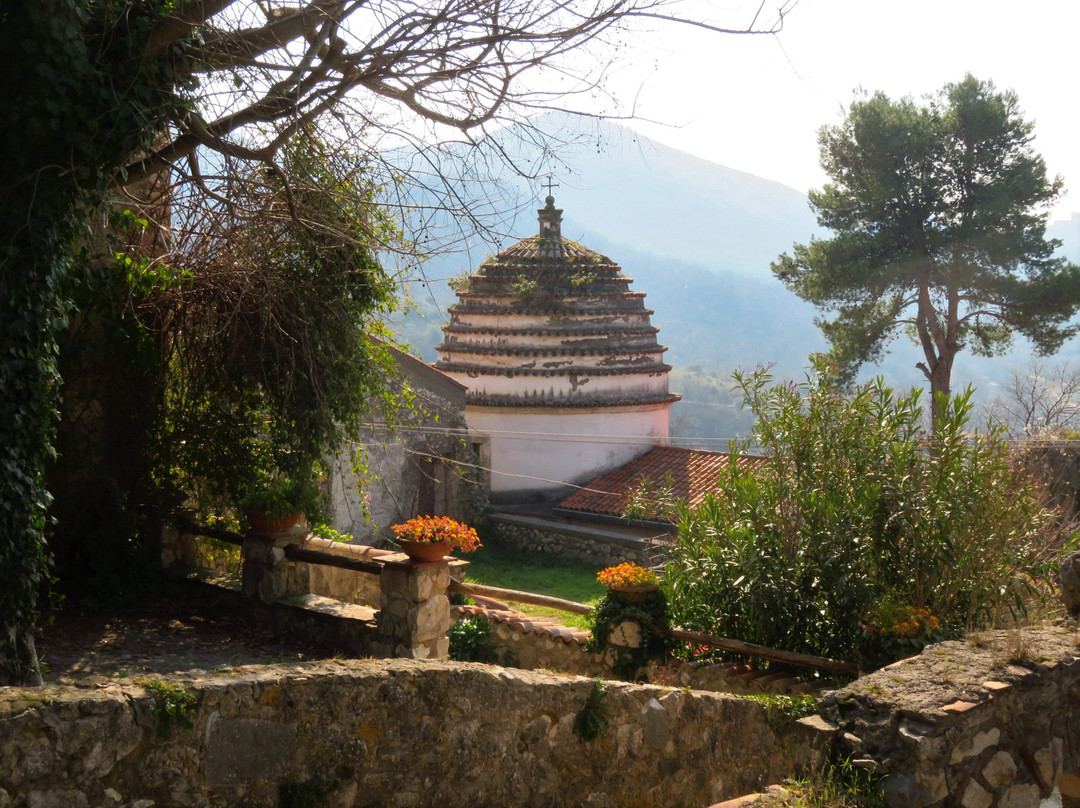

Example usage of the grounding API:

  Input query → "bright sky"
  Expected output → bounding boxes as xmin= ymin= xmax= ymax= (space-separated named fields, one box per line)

xmin=614 ymin=0 xmax=1080 ymax=221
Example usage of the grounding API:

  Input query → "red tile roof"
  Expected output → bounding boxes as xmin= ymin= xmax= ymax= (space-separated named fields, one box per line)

xmin=558 ymin=446 xmax=765 ymax=520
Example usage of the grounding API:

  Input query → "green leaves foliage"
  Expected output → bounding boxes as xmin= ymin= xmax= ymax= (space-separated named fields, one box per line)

xmin=572 ymin=680 xmax=611 ymax=742
xmin=585 ymin=589 xmax=673 ymax=681
xmin=773 ymin=75 xmax=1080 ymax=400
xmin=448 ymin=617 xmax=502 ymax=664
xmin=136 ymin=133 xmax=406 ymax=518
xmin=0 ymin=0 xmax=196 ymax=683
xmin=664 ymin=362 xmax=1073 ymax=667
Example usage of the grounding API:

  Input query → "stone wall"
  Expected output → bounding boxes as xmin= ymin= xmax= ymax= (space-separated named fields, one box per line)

xmin=462 ymin=607 xmax=813 ymax=695
xmin=1015 ymin=443 xmax=1080 ymax=519
xmin=818 ymin=626 xmax=1080 ymax=808
xmin=488 ymin=513 xmax=661 ymax=567
xmin=326 ymin=346 xmax=485 ymax=545
xmin=297 ymin=537 xmax=393 ymax=608
xmin=0 ymin=660 xmax=830 ymax=808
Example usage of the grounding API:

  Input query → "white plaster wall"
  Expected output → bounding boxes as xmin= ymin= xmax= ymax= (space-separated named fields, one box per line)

xmin=443 ymin=370 xmax=671 ymax=399
xmin=460 ymin=293 xmax=644 ymax=309
xmin=443 ymin=331 xmax=658 ymax=350
xmin=465 ymin=404 xmax=672 ymax=495
xmin=326 ymin=437 xmax=407 ymax=543
xmin=438 ymin=349 xmax=667 ymax=370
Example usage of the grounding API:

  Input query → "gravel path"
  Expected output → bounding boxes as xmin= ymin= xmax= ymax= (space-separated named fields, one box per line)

xmin=35 ymin=579 xmax=337 ymax=685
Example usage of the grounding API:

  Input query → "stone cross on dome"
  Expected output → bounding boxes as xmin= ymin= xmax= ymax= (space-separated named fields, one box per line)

xmin=538 ymin=177 xmax=562 ymax=239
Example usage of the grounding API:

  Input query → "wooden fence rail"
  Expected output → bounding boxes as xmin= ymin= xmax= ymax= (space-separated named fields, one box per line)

xmin=283 ymin=545 xmax=383 ymax=575
xmin=668 ymin=627 xmax=858 ymax=676
xmin=176 ymin=521 xmax=859 ymax=675
xmin=449 ymin=581 xmax=594 ymax=615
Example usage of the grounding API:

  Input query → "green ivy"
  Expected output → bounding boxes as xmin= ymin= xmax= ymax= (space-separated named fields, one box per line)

xmin=572 ymin=679 xmax=611 ymax=742
xmin=585 ymin=589 xmax=674 ymax=682
xmin=0 ymin=0 xmax=193 ymax=684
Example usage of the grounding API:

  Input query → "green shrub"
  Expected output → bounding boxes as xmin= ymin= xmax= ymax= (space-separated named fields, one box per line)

xmin=572 ymin=679 xmax=611 ymax=741
xmin=142 ymin=679 xmax=198 ymax=737
xmin=448 ymin=617 xmax=501 ymax=663
xmin=665 ymin=362 xmax=1073 ymax=667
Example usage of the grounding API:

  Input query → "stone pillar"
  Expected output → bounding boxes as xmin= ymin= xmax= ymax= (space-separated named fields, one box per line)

xmin=378 ymin=557 xmax=452 ymax=659
xmin=241 ymin=529 xmax=309 ymax=604
xmin=160 ymin=523 xmax=198 ymax=569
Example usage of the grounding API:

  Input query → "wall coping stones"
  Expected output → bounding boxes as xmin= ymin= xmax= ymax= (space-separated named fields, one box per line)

xmin=819 ymin=625 xmax=1080 ymax=808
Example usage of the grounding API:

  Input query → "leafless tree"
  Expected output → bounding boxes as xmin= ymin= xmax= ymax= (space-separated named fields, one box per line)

xmin=133 ymin=0 xmax=793 ymax=178
xmin=1 ymin=0 xmax=798 ymax=686
xmin=986 ymin=359 xmax=1080 ymax=438
xmin=119 ymin=0 xmax=798 ymax=255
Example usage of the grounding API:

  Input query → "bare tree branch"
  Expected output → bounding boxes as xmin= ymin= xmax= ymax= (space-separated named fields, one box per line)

xmin=120 ymin=0 xmax=790 ymax=187
xmin=144 ymin=0 xmax=239 ymax=59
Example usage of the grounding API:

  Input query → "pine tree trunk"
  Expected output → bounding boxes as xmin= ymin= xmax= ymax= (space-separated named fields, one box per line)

xmin=928 ymin=352 xmax=954 ymax=428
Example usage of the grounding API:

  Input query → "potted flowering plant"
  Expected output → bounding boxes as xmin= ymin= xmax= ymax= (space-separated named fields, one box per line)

xmin=240 ymin=476 xmax=318 ymax=536
xmin=597 ymin=563 xmax=660 ymax=599
xmin=587 ymin=562 xmax=671 ymax=680
xmin=390 ymin=516 xmax=482 ymax=562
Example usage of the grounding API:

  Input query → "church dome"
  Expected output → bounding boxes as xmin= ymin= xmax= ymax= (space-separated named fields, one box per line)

xmin=435 ymin=196 xmax=678 ymax=409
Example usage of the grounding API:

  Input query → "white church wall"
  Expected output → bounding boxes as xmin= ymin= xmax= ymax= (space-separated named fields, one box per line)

xmin=465 ymin=404 xmax=671 ymax=498
xmin=452 ymin=371 xmax=671 ymax=399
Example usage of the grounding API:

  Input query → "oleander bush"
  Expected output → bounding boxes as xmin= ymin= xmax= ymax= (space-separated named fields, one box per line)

xmin=664 ymin=361 xmax=1075 ymax=667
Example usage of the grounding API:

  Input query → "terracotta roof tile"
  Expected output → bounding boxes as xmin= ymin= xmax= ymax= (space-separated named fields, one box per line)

xmin=558 ymin=446 xmax=765 ymax=520
xmin=497 ymin=235 xmax=611 ymax=263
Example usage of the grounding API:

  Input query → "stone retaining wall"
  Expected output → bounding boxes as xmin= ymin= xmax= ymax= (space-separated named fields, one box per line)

xmin=0 ymin=660 xmax=829 ymax=808
xmin=818 ymin=626 xmax=1080 ymax=808
xmin=488 ymin=513 xmax=662 ymax=567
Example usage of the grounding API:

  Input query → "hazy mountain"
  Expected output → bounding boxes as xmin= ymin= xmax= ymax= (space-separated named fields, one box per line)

xmin=539 ymin=117 xmax=820 ymax=278
xmin=389 ymin=115 xmax=1080 ymax=438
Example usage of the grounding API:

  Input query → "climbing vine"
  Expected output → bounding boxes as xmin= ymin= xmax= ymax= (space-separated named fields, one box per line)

xmin=572 ymin=679 xmax=611 ymax=741
xmin=585 ymin=589 xmax=674 ymax=681
xmin=0 ymin=0 xmax=192 ymax=684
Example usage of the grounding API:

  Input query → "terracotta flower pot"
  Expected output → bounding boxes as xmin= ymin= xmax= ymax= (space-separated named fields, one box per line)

xmin=609 ymin=584 xmax=660 ymax=603
xmin=398 ymin=539 xmax=451 ymax=562
xmin=245 ymin=510 xmax=300 ymax=537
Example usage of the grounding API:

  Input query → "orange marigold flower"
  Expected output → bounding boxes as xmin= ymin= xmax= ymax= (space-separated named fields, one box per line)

xmin=597 ymin=562 xmax=659 ymax=588
xmin=390 ymin=516 xmax=482 ymax=553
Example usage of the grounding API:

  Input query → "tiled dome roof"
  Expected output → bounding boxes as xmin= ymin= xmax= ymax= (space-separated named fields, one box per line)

xmin=435 ymin=196 xmax=675 ymax=409
xmin=496 ymin=234 xmax=610 ymax=263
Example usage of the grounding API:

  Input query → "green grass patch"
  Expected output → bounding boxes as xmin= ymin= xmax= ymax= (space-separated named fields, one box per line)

xmin=463 ymin=543 xmax=604 ymax=630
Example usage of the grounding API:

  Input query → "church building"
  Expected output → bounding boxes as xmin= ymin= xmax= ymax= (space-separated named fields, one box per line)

xmin=436 ymin=196 xmax=679 ymax=504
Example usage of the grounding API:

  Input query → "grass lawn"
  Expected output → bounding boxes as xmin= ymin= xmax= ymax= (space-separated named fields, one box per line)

xmin=462 ymin=542 xmax=605 ymax=630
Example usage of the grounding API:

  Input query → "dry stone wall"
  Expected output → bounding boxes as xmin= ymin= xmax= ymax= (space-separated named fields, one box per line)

xmin=489 ymin=513 xmax=658 ymax=567
xmin=818 ymin=626 xmax=1080 ymax=808
xmin=0 ymin=659 xmax=829 ymax=808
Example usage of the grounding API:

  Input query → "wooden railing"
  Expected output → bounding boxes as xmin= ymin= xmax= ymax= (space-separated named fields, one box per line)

xmin=449 ymin=581 xmax=594 ymax=615
xmin=449 ymin=580 xmax=858 ymax=676
xmin=177 ymin=519 xmax=858 ymax=676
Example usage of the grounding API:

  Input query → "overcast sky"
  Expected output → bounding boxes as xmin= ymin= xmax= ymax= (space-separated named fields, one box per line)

xmin=611 ymin=0 xmax=1080 ymax=220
